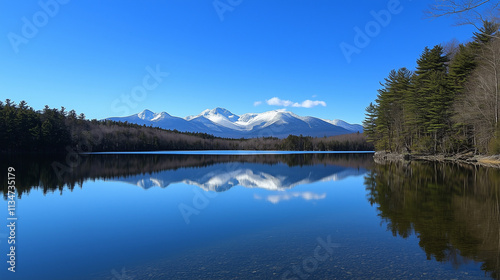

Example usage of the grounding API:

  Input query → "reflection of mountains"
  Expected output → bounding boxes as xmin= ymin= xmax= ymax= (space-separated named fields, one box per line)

xmin=0 ymin=153 xmax=374 ymax=197
xmin=365 ymin=161 xmax=500 ymax=279
xmin=119 ymin=162 xmax=366 ymax=191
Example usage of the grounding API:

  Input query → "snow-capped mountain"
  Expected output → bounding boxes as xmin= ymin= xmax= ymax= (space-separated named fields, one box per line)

xmin=326 ymin=119 xmax=363 ymax=133
xmin=106 ymin=108 xmax=361 ymax=138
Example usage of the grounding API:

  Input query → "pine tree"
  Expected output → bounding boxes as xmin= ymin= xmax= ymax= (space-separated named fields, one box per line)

xmin=448 ymin=44 xmax=477 ymax=94
xmin=412 ymin=45 xmax=451 ymax=153
xmin=472 ymin=20 xmax=500 ymax=46
xmin=363 ymin=102 xmax=378 ymax=143
xmin=371 ymin=68 xmax=413 ymax=152
xmin=41 ymin=119 xmax=54 ymax=149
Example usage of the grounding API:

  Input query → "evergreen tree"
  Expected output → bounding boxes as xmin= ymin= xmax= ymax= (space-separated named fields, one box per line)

xmin=370 ymin=68 xmax=413 ymax=152
xmin=412 ymin=45 xmax=451 ymax=153
xmin=472 ymin=20 xmax=500 ymax=46
xmin=41 ymin=119 xmax=54 ymax=148
xmin=448 ymin=44 xmax=477 ymax=93
xmin=362 ymin=102 xmax=378 ymax=143
xmin=366 ymin=22 xmax=500 ymax=155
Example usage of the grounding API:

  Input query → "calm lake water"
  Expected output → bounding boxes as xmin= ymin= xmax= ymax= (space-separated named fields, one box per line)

xmin=0 ymin=152 xmax=499 ymax=279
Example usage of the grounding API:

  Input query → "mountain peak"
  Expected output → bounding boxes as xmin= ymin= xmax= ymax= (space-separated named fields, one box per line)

xmin=202 ymin=107 xmax=236 ymax=117
xmin=138 ymin=109 xmax=156 ymax=120
xmin=328 ymin=119 xmax=363 ymax=133
xmin=152 ymin=112 xmax=172 ymax=121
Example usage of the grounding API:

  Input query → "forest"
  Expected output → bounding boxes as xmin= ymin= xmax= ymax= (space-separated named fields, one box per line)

xmin=0 ymin=99 xmax=373 ymax=153
xmin=363 ymin=21 xmax=500 ymax=155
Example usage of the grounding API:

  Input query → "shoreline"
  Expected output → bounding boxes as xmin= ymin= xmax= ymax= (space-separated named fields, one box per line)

xmin=374 ymin=151 xmax=500 ymax=169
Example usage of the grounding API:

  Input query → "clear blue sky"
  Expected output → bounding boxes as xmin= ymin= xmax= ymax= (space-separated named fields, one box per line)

xmin=1 ymin=0 xmax=476 ymax=124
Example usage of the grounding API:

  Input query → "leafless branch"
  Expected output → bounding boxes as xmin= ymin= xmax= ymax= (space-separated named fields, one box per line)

xmin=425 ymin=0 xmax=499 ymax=28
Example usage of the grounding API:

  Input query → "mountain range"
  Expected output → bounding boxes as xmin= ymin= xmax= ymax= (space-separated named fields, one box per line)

xmin=106 ymin=108 xmax=363 ymax=139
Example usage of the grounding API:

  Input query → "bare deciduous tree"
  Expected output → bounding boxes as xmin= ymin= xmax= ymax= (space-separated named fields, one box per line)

xmin=443 ymin=38 xmax=461 ymax=59
xmin=426 ymin=0 xmax=499 ymax=29
xmin=454 ymin=38 xmax=500 ymax=152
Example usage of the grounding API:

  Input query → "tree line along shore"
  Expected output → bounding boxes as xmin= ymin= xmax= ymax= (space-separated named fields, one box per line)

xmin=0 ymin=99 xmax=373 ymax=154
xmin=363 ymin=21 xmax=500 ymax=164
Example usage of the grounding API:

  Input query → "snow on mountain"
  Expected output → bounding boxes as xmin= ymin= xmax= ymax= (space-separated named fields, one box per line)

xmin=325 ymin=119 xmax=364 ymax=133
xmin=201 ymin=107 xmax=239 ymax=120
xmin=138 ymin=109 xmax=156 ymax=120
xmin=189 ymin=107 xmax=242 ymax=131
xmin=106 ymin=108 xmax=361 ymax=138
xmin=237 ymin=110 xmax=291 ymax=129
xmin=151 ymin=112 xmax=172 ymax=121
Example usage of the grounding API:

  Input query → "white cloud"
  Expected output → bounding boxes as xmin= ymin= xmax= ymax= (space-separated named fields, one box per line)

xmin=266 ymin=97 xmax=327 ymax=108
xmin=297 ymin=100 xmax=327 ymax=108
xmin=253 ymin=101 xmax=262 ymax=106
xmin=267 ymin=97 xmax=294 ymax=107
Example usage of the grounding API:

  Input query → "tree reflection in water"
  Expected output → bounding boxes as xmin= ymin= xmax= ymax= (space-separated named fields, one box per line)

xmin=3 ymin=153 xmax=499 ymax=278
xmin=0 ymin=153 xmax=373 ymax=197
xmin=365 ymin=160 xmax=500 ymax=279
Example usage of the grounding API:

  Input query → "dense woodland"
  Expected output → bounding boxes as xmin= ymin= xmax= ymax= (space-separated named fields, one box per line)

xmin=0 ymin=99 xmax=373 ymax=153
xmin=364 ymin=21 xmax=500 ymax=155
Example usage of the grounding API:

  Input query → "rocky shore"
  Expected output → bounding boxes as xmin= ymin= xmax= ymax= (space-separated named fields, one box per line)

xmin=374 ymin=151 xmax=500 ymax=169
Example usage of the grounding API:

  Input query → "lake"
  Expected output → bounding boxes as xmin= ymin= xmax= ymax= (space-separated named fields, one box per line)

xmin=0 ymin=152 xmax=499 ymax=279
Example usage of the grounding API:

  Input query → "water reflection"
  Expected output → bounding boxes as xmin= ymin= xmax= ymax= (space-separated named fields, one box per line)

xmin=118 ymin=162 xmax=367 ymax=191
xmin=365 ymin=160 xmax=500 ymax=279
xmin=0 ymin=153 xmax=373 ymax=197
xmin=2 ymin=152 xmax=500 ymax=278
